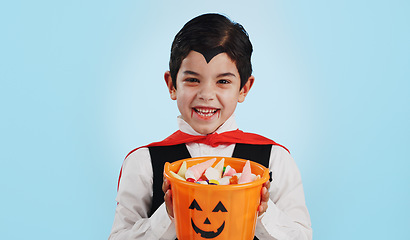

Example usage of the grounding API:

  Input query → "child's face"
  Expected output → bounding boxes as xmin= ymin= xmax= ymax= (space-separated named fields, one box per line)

xmin=165 ymin=51 xmax=253 ymax=135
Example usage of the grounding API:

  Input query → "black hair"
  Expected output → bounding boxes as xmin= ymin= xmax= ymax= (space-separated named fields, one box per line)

xmin=169 ymin=13 xmax=253 ymax=89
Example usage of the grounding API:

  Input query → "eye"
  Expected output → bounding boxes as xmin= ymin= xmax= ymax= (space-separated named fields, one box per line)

xmin=212 ymin=201 xmax=227 ymax=212
xmin=217 ymin=79 xmax=230 ymax=84
xmin=185 ymin=78 xmax=199 ymax=83
xmin=189 ymin=199 xmax=202 ymax=211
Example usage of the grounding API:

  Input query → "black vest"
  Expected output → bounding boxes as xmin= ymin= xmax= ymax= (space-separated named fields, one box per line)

xmin=148 ymin=143 xmax=272 ymax=240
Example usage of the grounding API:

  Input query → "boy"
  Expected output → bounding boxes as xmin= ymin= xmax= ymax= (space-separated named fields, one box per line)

xmin=109 ymin=13 xmax=312 ymax=240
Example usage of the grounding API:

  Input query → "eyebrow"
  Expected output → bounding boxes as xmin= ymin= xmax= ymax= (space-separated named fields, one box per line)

xmin=182 ymin=71 xmax=236 ymax=78
xmin=217 ymin=72 xmax=236 ymax=78
xmin=182 ymin=70 xmax=200 ymax=76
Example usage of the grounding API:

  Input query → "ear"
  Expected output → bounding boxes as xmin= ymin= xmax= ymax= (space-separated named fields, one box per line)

xmin=164 ymin=71 xmax=177 ymax=100
xmin=238 ymin=76 xmax=254 ymax=103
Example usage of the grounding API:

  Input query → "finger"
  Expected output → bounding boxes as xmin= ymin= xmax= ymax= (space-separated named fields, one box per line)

xmin=263 ymin=180 xmax=270 ymax=190
xmin=162 ymin=178 xmax=170 ymax=193
xmin=258 ymin=201 xmax=268 ymax=216
xmin=258 ymin=186 xmax=270 ymax=216
xmin=261 ymin=186 xmax=270 ymax=202
xmin=164 ymin=189 xmax=174 ymax=217
xmin=164 ymin=189 xmax=172 ymax=204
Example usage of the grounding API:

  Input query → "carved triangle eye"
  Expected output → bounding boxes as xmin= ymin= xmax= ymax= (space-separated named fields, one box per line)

xmin=212 ymin=201 xmax=227 ymax=212
xmin=189 ymin=199 xmax=202 ymax=211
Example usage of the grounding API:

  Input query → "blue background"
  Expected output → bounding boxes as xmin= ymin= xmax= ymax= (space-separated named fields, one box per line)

xmin=1 ymin=1 xmax=409 ymax=239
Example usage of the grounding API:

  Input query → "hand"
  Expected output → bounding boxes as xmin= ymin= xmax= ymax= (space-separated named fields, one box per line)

xmin=258 ymin=181 xmax=270 ymax=216
xmin=162 ymin=177 xmax=174 ymax=218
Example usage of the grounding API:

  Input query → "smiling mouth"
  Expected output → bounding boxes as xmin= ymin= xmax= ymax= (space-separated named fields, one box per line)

xmin=193 ymin=108 xmax=220 ymax=118
xmin=191 ymin=219 xmax=225 ymax=238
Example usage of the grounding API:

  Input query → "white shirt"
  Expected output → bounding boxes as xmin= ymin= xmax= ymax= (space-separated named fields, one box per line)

xmin=109 ymin=115 xmax=312 ymax=240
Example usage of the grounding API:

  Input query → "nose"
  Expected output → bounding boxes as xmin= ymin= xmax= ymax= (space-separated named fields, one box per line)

xmin=198 ymin=82 xmax=215 ymax=101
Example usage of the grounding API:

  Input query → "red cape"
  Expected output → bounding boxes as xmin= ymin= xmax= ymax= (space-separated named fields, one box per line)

xmin=118 ymin=129 xmax=288 ymax=190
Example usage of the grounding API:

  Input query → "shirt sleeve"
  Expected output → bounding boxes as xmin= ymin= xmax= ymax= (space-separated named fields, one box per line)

xmin=255 ymin=146 xmax=312 ymax=240
xmin=108 ymin=148 xmax=177 ymax=240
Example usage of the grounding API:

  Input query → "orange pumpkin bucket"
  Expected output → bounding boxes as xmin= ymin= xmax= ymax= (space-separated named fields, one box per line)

xmin=164 ymin=157 xmax=270 ymax=240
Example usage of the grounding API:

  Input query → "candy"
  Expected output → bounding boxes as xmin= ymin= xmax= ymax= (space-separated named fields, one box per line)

xmin=185 ymin=170 xmax=196 ymax=180
xmin=214 ymin=158 xmax=225 ymax=177
xmin=171 ymin=159 xmax=260 ymax=185
xmin=196 ymin=181 xmax=208 ymax=185
xmin=238 ymin=160 xmax=252 ymax=184
xmin=208 ymin=179 xmax=219 ymax=185
xmin=185 ymin=158 xmax=216 ymax=181
xmin=223 ymin=165 xmax=236 ymax=177
xmin=218 ymin=176 xmax=231 ymax=185
xmin=233 ymin=173 xmax=242 ymax=178
xmin=204 ymin=167 xmax=220 ymax=180
xmin=229 ymin=175 xmax=239 ymax=184
xmin=177 ymin=161 xmax=187 ymax=178
xmin=186 ymin=178 xmax=196 ymax=183
xmin=170 ymin=170 xmax=186 ymax=181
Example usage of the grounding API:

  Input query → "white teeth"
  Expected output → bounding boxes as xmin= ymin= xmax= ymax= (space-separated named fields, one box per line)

xmin=195 ymin=108 xmax=217 ymax=116
xmin=198 ymin=112 xmax=213 ymax=117
xmin=197 ymin=108 xmax=215 ymax=113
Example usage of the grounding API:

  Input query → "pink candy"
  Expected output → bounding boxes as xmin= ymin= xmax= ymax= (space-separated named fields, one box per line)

xmin=185 ymin=158 xmax=216 ymax=181
xmin=222 ymin=165 xmax=236 ymax=177
xmin=238 ymin=160 xmax=252 ymax=184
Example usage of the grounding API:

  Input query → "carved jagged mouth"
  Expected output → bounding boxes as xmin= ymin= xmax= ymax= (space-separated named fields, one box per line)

xmin=191 ymin=219 xmax=225 ymax=239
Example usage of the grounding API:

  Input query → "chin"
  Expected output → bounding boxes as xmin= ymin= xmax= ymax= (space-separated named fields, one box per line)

xmin=195 ymin=126 xmax=218 ymax=135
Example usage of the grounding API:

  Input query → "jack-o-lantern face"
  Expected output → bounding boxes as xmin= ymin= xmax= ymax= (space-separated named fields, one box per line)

xmin=188 ymin=199 xmax=228 ymax=238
